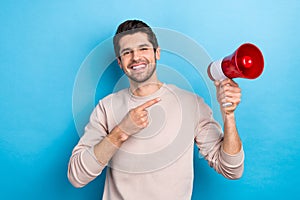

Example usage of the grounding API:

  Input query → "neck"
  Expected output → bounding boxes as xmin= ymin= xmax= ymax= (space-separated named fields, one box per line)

xmin=129 ymin=75 xmax=163 ymax=97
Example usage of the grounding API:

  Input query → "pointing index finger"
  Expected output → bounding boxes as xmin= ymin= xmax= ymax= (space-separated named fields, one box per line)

xmin=137 ymin=97 xmax=161 ymax=111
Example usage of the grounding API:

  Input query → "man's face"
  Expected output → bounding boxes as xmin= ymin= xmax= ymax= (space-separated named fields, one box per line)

xmin=117 ymin=32 xmax=160 ymax=83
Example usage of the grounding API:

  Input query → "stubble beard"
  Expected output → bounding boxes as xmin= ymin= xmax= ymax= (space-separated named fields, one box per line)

xmin=123 ymin=59 xmax=157 ymax=83
xmin=130 ymin=64 xmax=156 ymax=83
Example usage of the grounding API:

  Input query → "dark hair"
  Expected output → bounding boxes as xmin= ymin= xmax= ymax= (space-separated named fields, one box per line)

xmin=113 ymin=20 xmax=158 ymax=58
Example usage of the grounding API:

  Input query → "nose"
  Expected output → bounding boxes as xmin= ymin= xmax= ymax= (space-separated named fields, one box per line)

xmin=132 ymin=49 xmax=141 ymax=61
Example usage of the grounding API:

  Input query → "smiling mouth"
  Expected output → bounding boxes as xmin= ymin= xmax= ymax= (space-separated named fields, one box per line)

xmin=131 ymin=64 xmax=147 ymax=70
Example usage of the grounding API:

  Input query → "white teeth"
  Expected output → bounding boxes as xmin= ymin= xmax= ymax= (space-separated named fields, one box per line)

xmin=132 ymin=64 xmax=146 ymax=70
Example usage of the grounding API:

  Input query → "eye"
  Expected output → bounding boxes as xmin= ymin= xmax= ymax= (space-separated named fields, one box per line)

xmin=140 ymin=47 xmax=149 ymax=51
xmin=122 ymin=51 xmax=131 ymax=57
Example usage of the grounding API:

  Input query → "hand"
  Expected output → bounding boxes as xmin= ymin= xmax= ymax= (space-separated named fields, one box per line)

xmin=118 ymin=97 xmax=161 ymax=136
xmin=215 ymin=79 xmax=241 ymax=115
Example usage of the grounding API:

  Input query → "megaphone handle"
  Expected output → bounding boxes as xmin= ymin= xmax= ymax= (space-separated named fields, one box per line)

xmin=219 ymin=80 xmax=233 ymax=107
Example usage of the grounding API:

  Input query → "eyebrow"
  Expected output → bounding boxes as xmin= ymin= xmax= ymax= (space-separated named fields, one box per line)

xmin=120 ymin=43 xmax=152 ymax=54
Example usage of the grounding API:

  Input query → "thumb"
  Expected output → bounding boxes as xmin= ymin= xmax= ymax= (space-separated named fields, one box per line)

xmin=214 ymin=81 xmax=220 ymax=87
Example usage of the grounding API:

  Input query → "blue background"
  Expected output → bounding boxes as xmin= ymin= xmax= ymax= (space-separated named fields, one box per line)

xmin=1 ymin=0 xmax=299 ymax=199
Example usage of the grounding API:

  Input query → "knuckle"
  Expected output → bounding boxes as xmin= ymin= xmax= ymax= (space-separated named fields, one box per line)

xmin=139 ymin=122 xmax=147 ymax=128
xmin=223 ymin=85 xmax=230 ymax=91
xmin=130 ymin=109 xmax=136 ymax=114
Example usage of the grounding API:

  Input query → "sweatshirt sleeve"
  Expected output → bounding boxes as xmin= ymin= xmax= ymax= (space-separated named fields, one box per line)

xmin=194 ymin=97 xmax=244 ymax=180
xmin=67 ymin=100 xmax=118 ymax=188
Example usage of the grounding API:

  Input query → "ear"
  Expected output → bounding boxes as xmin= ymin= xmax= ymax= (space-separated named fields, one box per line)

xmin=117 ymin=57 xmax=122 ymax=69
xmin=155 ymin=47 xmax=161 ymax=60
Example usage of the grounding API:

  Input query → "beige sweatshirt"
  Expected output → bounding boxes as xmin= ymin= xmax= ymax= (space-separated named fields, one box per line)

xmin=68 ymin=84 xmax=244 ymax=200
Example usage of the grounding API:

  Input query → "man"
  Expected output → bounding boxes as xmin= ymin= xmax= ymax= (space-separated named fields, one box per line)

xmin=68 ymin=20 xmax=244 ymax=199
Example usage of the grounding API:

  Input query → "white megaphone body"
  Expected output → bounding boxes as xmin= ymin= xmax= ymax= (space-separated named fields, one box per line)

xmin=207 ymin=43 xmax=264 ymax=107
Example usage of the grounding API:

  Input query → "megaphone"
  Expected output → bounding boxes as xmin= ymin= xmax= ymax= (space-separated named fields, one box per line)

xmin=207 ymin=43 xmax=264 ymax=106
xmin=208 ymin=43 xmax=264 ymax=81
